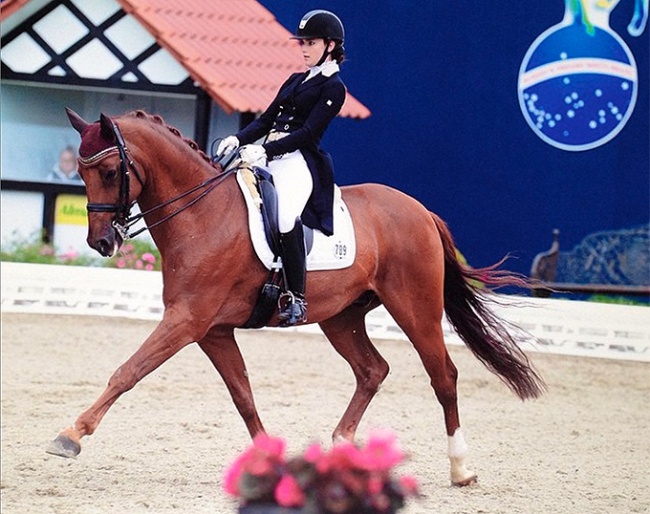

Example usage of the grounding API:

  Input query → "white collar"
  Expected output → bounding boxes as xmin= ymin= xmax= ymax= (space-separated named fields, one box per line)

xmin=304 ymin=60 xmax=339 ymax=81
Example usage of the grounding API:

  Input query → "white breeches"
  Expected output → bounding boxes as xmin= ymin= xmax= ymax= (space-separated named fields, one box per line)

xmin=268 ymin=150 xmax=313 ymax=233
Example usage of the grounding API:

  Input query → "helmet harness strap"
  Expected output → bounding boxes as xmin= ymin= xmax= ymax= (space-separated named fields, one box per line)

xmin=316 ymin=38 xmax=333 ymax=66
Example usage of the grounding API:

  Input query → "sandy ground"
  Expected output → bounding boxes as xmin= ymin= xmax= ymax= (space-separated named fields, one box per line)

xmin=1 ymin=312 xmax=649 ymax=514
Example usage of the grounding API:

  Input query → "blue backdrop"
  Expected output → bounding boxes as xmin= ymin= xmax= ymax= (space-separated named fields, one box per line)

xmin=260 ymin=1 xmax=649 ymax=275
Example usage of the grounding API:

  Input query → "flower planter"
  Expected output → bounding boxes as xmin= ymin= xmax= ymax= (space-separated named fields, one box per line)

xmin=227 ymin=432 xmax=416 ymax=514
xmin=238 ymin=505 xmax=307 ymax=514
xmin=238 ymin=505 xmax=395 ymax=514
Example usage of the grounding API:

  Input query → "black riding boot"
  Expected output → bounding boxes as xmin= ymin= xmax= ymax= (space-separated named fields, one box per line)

xmin=278 ymin=218 xmax=307 ymax=326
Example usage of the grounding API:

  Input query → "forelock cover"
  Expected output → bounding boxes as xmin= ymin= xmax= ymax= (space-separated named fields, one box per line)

xmin=78 ymin=122 xmax=116 ymax=159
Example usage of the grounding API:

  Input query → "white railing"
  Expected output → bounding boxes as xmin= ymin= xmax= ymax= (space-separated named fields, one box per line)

xmin=2 ymin=262 xmax=648 ymax=362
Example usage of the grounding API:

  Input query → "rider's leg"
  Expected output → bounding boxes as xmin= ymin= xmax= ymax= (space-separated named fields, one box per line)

xmin=278 ymin=218 xmax=307 ymax=325
xmin=268 ymin=151 xmax=312 ymax=325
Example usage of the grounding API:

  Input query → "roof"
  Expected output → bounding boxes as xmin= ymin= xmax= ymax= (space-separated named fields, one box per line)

xmin=0 ymin=0 xmax=370 ymax=118
xmin=0 ymin=0 xmax=31 ymax=20
xmin=116 ymin=0 xmax=371 ymax=119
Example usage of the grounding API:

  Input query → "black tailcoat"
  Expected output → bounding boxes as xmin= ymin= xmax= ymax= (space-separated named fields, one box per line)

xmin=236 ymin=71 xmax=346 ymax=235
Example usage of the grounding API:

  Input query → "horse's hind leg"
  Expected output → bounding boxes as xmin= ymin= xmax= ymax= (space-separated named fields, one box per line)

xmin=419 ymin=323 xmax=476 ymax=486
xmin=197 ymin=326 xmax=265 ymax=439
xmin=380 ymin=287 xmax=477 ymax=486
xmin=319 ymin=305 xmax=389 ymax=444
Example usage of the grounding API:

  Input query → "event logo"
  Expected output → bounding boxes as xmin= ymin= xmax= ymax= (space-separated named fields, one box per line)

xmin=518 ymin=0 xmax=648 ymax=151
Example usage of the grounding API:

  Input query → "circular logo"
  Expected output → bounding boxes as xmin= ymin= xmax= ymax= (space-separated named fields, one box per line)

xmin=518 ymin=22 xmax=638 ymax=151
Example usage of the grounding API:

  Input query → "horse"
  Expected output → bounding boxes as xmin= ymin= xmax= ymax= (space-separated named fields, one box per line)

xmin=47 ymin=108 xmax=546 ymax=486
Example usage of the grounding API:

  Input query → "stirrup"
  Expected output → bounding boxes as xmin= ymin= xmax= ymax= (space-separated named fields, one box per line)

xmin=278 ymin=292 xmax=307 ymax=326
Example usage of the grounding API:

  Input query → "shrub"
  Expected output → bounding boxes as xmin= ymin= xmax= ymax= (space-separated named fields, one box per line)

xmin=0 ymin=234 xmax=161 ymax=271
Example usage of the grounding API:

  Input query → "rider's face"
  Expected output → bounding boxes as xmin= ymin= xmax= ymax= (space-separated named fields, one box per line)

xmin=298 ymin=38 xmax=333 ymax=67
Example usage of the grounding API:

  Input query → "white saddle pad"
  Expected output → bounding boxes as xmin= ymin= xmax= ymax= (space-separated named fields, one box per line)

xmin=236 ymin=169 xmax=356 ymax=271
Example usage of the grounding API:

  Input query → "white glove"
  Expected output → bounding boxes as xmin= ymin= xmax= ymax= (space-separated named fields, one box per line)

xmin=239 ymin=144 xmax=267 ymax=166
xmin=217 ymin=135 xmax=239 ymax=156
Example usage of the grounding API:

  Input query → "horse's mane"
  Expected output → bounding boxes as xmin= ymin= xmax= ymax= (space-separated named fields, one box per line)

xmin=121 ymin=110 xmax=220 ymax=170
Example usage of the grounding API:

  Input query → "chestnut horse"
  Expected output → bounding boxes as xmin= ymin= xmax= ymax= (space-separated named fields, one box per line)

xmin=47 ymin=109 xmax=545 ymax=486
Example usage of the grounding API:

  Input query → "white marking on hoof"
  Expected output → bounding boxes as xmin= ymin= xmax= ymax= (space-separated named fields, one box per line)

xmin=448 ymin=428 xmax=477 ymax=486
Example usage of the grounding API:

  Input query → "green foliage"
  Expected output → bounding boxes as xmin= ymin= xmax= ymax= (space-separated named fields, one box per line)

xmin=0 ymin=234 xmax=161 ymax=271
xmin=588 ymin=294 xmax=648 ymax=306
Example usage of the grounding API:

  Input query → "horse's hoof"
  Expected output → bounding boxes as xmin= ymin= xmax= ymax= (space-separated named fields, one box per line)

xmin=452 ymin=473 xmax=478 ymax=487
xmin=46 ymin=434 xmax=81 ymax=459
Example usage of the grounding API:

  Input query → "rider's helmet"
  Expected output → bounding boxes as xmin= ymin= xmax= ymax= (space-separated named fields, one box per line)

xmin=292 ymin=10 xmax=344 ymax=43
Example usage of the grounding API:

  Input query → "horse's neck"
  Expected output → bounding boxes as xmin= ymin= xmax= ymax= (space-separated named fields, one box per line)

xmin=124 ymin=120 xmax=246 ymax=258
xmin=137 ymin=159 xmax=243 ymax=256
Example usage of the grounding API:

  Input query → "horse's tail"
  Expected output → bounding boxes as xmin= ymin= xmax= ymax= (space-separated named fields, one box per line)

xmin=430 ymin=212 xmax=546 ymax=400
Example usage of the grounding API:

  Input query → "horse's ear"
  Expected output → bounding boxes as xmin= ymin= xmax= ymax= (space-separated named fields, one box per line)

xmin=99 ymin=113 xmax=115 ymax=141
xmin=66 ymin=107 xmax=89 ymax=134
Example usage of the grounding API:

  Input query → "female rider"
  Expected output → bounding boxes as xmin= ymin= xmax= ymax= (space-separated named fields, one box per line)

xmin=218 ymin=10 xmax=347 ymax=326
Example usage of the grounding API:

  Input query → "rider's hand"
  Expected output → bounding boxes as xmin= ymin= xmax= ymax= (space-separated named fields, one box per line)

xmin=239 ymin=144 xmax=267 ymax=166
xmin=217 ymin=135 xmax=239 ymax=156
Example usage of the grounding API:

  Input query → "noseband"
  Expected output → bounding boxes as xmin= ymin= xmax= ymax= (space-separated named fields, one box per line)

xmin=81 ymin=118 xmax=236 ymax=240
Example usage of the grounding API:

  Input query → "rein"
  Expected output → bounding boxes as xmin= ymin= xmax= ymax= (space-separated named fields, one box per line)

xmin=87 ymin=119 xmax=237 ymax=240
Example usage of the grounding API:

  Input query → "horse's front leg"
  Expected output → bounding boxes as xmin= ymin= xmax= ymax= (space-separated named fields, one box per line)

xmin=198 ymin=326 xmax=265 ymax=439
xmin=47 ymin=313 xmax=196 ymax=458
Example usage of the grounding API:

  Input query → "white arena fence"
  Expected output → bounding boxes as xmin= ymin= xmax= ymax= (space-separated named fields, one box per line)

xmin=1 ymin=262 xmax=648 ymax=363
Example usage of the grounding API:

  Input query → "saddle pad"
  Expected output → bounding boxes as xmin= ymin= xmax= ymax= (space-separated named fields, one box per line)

xmin=236 ymin=169 xmax=356 ymax=271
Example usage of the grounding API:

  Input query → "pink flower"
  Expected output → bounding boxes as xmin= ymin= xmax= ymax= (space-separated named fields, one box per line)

xmin=303 ymin=443 xmax=323 ymax=463
xmin=135 ymin=260 xmax=144 ymax=270
xmin=315 ymin=442 xmax=360 ymax=473
xmin=356 ymin=429 xmax=404 ymax=472
xmin=223 ymin=433 xmax=286 ymax=497
xmin=223 ymin=452 xmax=246 ymax=496
xmin=399 ymin=475 xmax=419 ymax=496
xmin=59 ymin=249 xmax=79 ymax=261
xmin=275 ymin=474 xmax=305 ymax=507
xmin=40 ymin=245 xmax=55 ymax=257
xmin=145 ymin=264 xmax=154 ymax=271
xmin=116 ymin=259 xmax=126 ymax=269
xmin=367 ymin=474 xmax=385 ymax=495
xmin=252 ymin=433 xmax=286 ymax=460
xmin=224 ymin=430 xmax=419 ymax=512
xmin=142 ymin=252 xmax=156 ymax=263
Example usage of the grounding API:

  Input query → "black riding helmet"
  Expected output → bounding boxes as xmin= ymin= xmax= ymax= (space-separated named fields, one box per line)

xmin=291 ymin=10 xmax=345 ymax=65
xmin=292 ymin=9 xmax=345 ymax=41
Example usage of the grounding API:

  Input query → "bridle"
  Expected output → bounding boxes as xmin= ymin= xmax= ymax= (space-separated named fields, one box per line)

xmin=82 ymin=118 xmax=236 ymax=240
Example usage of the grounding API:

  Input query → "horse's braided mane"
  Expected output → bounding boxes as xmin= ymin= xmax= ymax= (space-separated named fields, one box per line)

xmin=123 ymin=110 xmax=220 ymax=170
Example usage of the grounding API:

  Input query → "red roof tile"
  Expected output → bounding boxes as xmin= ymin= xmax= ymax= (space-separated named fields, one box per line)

xmin=117 ymin=0 xmax=371 ymax=119
xmin=0 ymin=0 xmax=32 ymax=21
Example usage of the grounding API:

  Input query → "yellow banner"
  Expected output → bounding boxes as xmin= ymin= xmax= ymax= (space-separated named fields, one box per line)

xmin=55 ymin=194 xmax=87 ymax=226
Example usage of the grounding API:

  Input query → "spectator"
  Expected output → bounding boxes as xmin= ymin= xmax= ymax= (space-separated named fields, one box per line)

xmin=48 ymin=146 xmax=81 ymax=182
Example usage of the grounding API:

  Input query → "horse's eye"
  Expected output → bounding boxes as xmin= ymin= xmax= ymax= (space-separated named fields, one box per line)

xmin=104 ymin=168 xmax=118 ymax=181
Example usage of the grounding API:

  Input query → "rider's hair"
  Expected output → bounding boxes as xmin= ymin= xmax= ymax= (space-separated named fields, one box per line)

xmin=330 ymin=42 xmax=345 ymax=64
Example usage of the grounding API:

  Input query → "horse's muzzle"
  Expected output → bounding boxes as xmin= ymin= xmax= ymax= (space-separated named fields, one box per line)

xmin=88 ymin=226 xmax=123 ymax=257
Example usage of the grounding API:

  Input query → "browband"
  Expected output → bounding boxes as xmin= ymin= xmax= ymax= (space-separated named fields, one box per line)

xmin=78 ymin=146 xmax=120 ymax=166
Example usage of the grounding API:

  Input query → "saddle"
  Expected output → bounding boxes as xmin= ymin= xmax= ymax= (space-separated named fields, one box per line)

xmin=241 ymin=166 xmax=305 ymax=328
xmin=236 ymin=166 xmax=355 ymax=328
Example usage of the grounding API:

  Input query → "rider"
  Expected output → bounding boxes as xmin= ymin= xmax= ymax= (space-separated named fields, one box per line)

xmin=218 ymin=10 xmax=347 ymax=326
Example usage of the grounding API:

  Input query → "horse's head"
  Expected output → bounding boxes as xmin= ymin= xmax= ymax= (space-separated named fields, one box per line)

xmin=66 ymin=108 xmax=144 ymax=257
